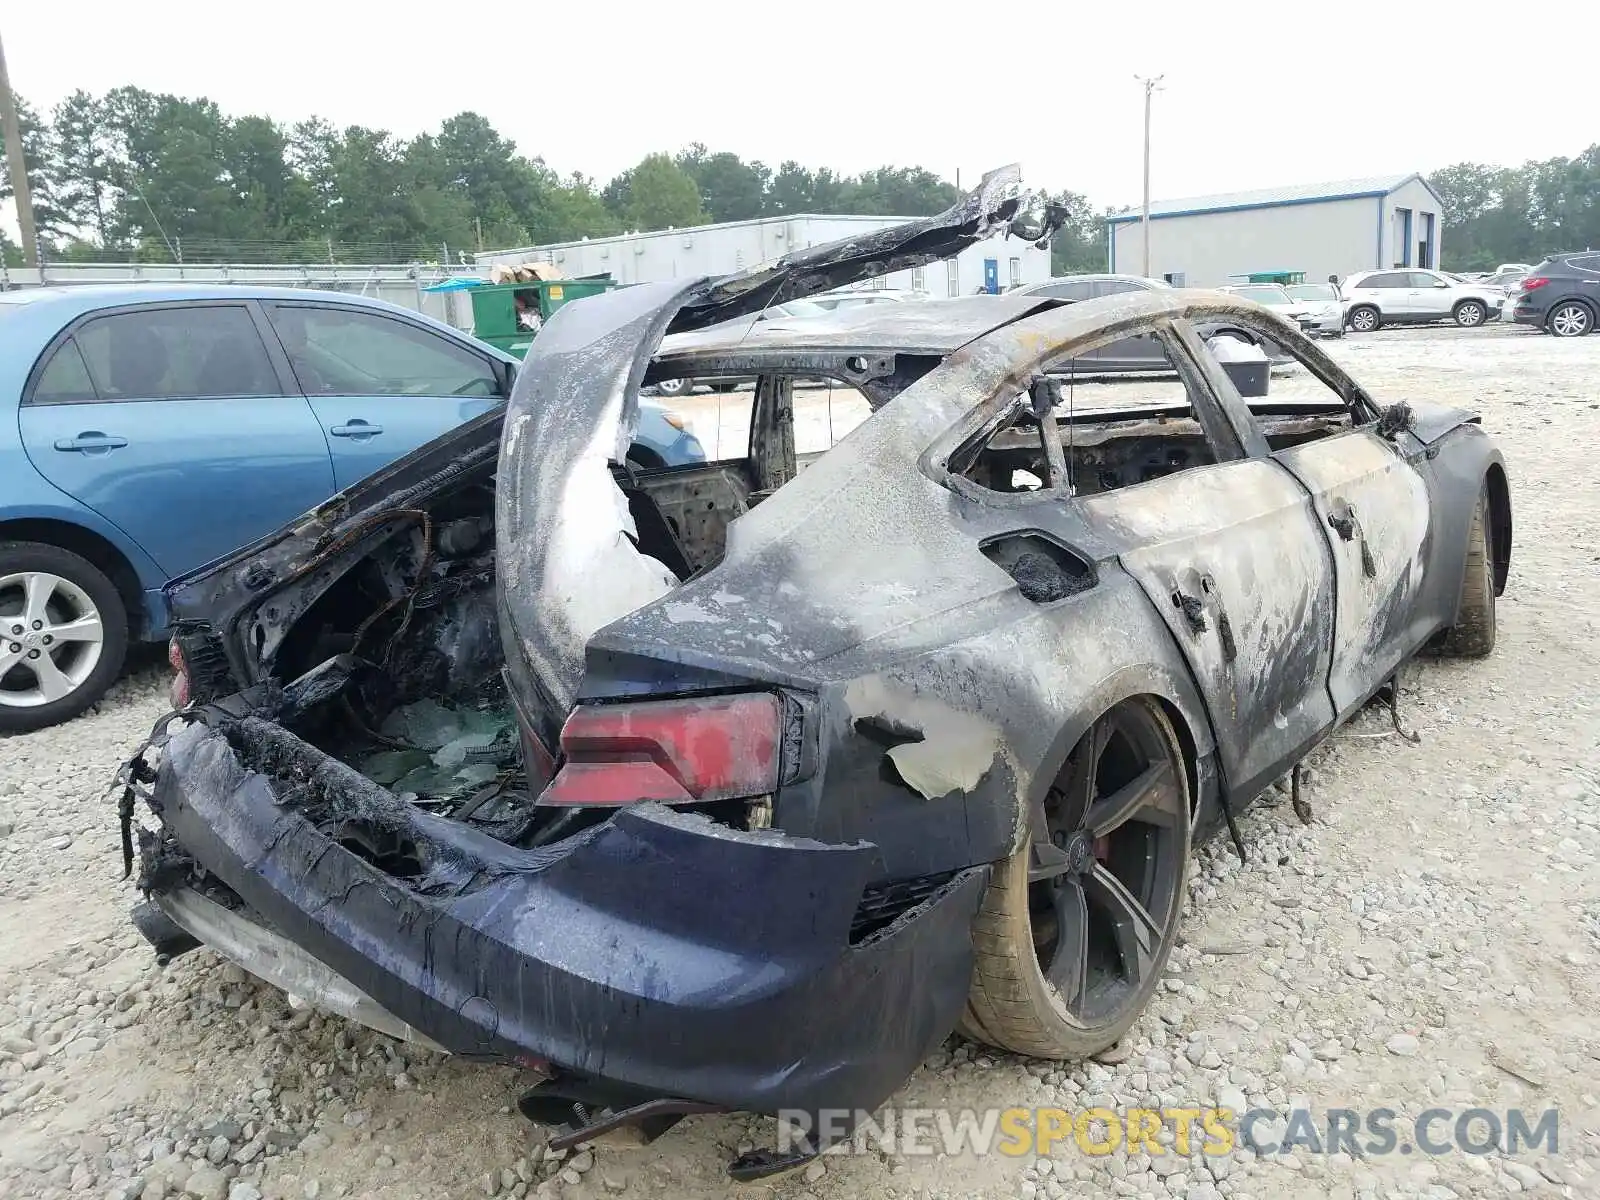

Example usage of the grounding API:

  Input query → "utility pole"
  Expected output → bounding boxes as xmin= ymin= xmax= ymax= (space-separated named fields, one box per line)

xmin=1135 ymin=74 xmax=1164 ymax=279
xmin=0 ymin=29 xmax=38 ymax=268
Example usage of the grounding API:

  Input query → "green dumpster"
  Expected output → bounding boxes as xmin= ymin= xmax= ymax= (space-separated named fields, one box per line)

xmin=1232 ymin=270 xmax=1306 ymax=286
xmin=467 ymin=275 xmax=615 ymax=359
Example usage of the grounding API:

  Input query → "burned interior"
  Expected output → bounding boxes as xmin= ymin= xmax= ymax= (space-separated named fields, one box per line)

xmin=122 ymin=167 xmax=1510 ymax=1181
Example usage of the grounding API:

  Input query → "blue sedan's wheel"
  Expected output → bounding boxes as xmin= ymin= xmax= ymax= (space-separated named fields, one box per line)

xmin=961 ymin=697 xmax=1191 ymax=1058
xmin=0 ymin=542 xmax=129 ymax=733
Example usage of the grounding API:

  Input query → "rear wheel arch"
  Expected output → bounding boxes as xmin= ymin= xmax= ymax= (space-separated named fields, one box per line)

xmin=1019 ymin=673 xmax=1209 ymax=853
xmin=0 ymin=518 xmax=149 ymax=639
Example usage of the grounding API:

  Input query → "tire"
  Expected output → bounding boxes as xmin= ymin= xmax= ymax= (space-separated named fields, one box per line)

xmin=1547 ymin=301 xmax=1593 ymax=338
xmin=1438 ymin=487 xmax=1496 ymax=658
xmin=1453 ymin=300 xmax=1487 ymax=328
xmin=0 ymin=541 xmax=129 ymax=733
xmin=1347 ymin=305 xmax=1381 ymax=333
xmin=962 ymin=697 xmax=1190 ymax=1058
xmin=654 ymin=377 xmax=692 ymax=397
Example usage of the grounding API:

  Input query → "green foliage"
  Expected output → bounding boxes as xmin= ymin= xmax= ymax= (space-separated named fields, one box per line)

xmin=604 ymin=153 xmax=706 ymax=231
xmin=1429 ymin=150 xmax=1600 ymax=270
xmin=19 ymin=82 xmax=1577 ymax=276
xmin=1046 ymin=190 xmax=1108 ymax=276
xmin=4 ymin=85 xmax=998 ymax=264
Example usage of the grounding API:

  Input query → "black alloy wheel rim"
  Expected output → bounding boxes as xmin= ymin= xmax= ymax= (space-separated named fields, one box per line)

xmin=1028 ymin=705 xmax=1185 ymax=1023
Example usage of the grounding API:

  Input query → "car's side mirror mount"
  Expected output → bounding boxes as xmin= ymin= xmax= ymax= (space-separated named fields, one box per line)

xmin=1376 ymin=401 xmax=1415 ymax=441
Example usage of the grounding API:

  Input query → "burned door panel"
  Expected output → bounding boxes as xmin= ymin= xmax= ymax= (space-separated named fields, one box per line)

xmin=1272 ymin=430 xmax=1432 ymax=718
xmin=1078 ymin=458 xmax=1337 ymax=799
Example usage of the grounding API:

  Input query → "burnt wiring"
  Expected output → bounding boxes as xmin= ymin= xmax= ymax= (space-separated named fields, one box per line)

xmin=110 ymin=708 xmax=204 ymax=879
xmin=1291 ymin=762 xmax=1314 ymax=825
xmin=1217 ymin=787 xmax=1248 ymax=863
xmin=1337 ymin=669 xmax=1423 ymax=744
xmin=350 ymin=511 xmax=437 ymax=668
xmin=1384 ymin=672 xmax=1422 ymax=744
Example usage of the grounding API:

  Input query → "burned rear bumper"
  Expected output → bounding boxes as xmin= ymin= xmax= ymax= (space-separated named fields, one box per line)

xmin=136 ymin=717 xmax=987 ymax=1118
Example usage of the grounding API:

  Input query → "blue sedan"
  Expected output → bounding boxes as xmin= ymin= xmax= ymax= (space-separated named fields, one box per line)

xmin=0 ymin=284 xmax=704 ymax=732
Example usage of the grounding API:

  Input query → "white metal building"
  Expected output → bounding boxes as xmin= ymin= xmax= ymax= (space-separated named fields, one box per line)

xmin=478 ymin=213 xmax=1051 ymax=298
xmin=1106 ymin=174 xmax=1446 ymax=287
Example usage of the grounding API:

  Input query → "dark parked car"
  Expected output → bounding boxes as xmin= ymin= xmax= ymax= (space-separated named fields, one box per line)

xmin=120 ymin=171 xmax=1510 ymax=1179
xmin=0 ymin=285 xmax=704 ymax=732
xmin=1512 ymin=252 xmax=1600 ymax=336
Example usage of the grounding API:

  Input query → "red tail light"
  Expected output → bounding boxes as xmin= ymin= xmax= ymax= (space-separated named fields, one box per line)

xmin=168 ymin=638 xmax=191 ymax=709
xmin=1521 ymin=277 xmax=1550 ymax=292
xmin=539 ymin=693 xmax=782 ymax=807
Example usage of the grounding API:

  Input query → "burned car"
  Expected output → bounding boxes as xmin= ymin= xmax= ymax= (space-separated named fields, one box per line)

xmin=120 ymin=168 xmax=1511 ymax=1177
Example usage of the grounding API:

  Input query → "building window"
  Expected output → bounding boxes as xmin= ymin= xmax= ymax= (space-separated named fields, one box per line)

xmin=946 ymin=260 xmax=960 ymax=297
xmin=911 ymin=266 xmax=925 ymax=292
xmin=1008 ymin=257 xmax=1022 ymax=288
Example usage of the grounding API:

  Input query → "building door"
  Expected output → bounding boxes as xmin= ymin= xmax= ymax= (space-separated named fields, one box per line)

xmin=1419 ymin=213 xmax=1435 ymax=269
xmin=1392 ymin=209 xmax=1413 ymax=267
xmin=982 ymin=258 xmax=999 ymax=294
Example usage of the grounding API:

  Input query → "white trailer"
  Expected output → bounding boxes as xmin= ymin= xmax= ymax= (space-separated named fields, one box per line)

xmin=478 ymin=213 xmax=1051 ymax=298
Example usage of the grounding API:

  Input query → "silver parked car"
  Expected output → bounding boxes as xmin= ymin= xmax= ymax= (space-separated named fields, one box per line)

xmin=1218 ymin=284 xmax=1340 ymax=338
xmin=1340 ymin=269 xmax=1505 ymax=331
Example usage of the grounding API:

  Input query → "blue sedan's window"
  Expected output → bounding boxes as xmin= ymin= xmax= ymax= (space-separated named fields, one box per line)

xmin=32 ymin=337 xmax=99 ymax=403
xmin=75 ymin=306 xmax=281 ymax=400
xmin=267 ymin=305 xmax=500 ymax=399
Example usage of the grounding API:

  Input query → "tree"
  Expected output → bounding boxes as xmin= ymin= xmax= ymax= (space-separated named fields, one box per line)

xmin=675 ymin=144 xmax=769 ymax=222
xmin=605 ymin=153 xmax=705 ymax=231
xmin=47 ymin=90 xmax=118 ymax=246
xmin=0 ymin=97 xmax=69 ymax=247
xmin=840 ymin=166 xmax=957 ymax=216
xmin=1043 ymin=190 xmax=1107 ymax=275
xmin=1429 ymin=148 xmax=1600 ymax=270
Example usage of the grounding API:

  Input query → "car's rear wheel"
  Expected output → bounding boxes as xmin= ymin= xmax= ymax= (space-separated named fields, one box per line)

xmin=1438 ymin=486 xmax=1496 ymax=658
xmin=0 ymin=541 xmax=129 ymax=733
xmin=1547 ymin=301 xmax=1593 ymax=338
xmin=1347 ymin=305 xmax=1381 ymax=333
xmin=961 ymin=697 xmax=1190 ymax=1058
xmin=654 ymin=377 xmax=693 ymax=397
xmin=1453 ymin=300 xmax=1486 ymax=328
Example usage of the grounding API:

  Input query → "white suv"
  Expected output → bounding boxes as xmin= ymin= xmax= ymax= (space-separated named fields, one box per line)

xmin=1340 ymin=269 xmax=1504 ymax=332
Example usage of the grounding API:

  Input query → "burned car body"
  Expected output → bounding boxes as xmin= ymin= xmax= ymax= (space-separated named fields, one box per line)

xmin=123 ymin=168 xmax=1512 ymax=1174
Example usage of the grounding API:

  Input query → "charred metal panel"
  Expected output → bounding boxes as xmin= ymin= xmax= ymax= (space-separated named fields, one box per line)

xmin=147 ymin=719 xmax=988 ymax=1118
xmin=1080 ymin=459 xmax=1338 ymax=801
xmin=1395 ymin=420 xmax=1510 ymax=648
xmin=1272 ymin=430 xmax=1434 ymax=718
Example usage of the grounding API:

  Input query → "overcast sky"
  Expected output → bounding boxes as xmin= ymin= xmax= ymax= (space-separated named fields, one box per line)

xmin=6 ymin=2 xmax=1599 ymax=230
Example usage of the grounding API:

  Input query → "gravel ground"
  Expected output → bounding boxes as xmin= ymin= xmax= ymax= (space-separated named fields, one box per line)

xmin=1 ymin=324 xmax=1597 ymax=1200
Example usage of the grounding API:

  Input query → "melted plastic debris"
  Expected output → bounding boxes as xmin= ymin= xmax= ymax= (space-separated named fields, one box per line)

xmin=360 ymin=698 xmax=516 ymax=800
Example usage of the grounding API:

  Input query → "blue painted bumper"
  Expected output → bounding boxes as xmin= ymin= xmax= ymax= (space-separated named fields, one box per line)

xmin=141 ymin=717 xmax=986 ymax=1117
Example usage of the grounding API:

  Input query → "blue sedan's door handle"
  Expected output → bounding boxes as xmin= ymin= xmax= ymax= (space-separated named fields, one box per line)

xmin=53 ymin=432 xmax=128 ymax=453
xmin=329 ymin=420 xmax=383 ymax=439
